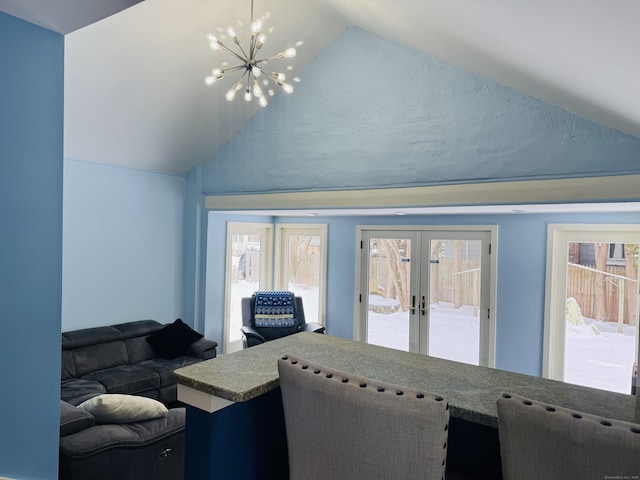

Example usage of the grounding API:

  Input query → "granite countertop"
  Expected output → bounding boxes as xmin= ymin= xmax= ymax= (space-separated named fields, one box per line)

xmin=174 ymin=332 xmax=640 ymax=428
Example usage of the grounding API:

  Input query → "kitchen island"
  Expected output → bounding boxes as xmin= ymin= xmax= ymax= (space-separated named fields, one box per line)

xmin=174 ymin=332 xmax=640 ymax=479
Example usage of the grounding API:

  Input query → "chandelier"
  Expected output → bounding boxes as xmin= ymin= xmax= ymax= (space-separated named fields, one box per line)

xmin=204 ymin=0 xmax=301 ymax=107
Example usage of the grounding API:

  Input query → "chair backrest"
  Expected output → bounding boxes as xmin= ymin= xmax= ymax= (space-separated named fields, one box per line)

xmin=278 ymin=354 xmax=450 ymax=480
xmin=242 ymin=292 xmax=305 ymax=341
xmin=497 ymin=392 xmax=640 ymax=480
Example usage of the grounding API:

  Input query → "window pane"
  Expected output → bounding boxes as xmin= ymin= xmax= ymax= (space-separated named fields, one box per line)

xmin=564 ymin=242 xmax=638 ymax=394
xmin=285 ymin=234 xmax=320 ymax=323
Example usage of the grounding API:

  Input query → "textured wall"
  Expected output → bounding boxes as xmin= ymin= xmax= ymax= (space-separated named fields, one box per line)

xmin=202 ymin=27 xmax=640 ymax=195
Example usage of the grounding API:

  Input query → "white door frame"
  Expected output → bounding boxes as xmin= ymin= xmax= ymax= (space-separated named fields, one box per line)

xmin=355 ymin=225 xmax=498 ymax=367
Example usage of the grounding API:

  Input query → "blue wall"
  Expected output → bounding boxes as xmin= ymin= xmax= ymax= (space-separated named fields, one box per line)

xmin=62 ymin=159 xmax=187 ymax=331
xmin=201 ymin=27 xmax=640 ymax=195
xmin=0 ymin=12 xmax=64 ymax=479
xmin=205 ymin=212 xmax=640 ymax=376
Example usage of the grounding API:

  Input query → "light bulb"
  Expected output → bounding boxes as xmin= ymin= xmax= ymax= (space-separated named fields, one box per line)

xmin=244 ymin=87 xmax=252 ymax=102
xmin=253 ymin=80 xmax=263 ymax=98
xmin=271 ymin=72 xmax=285 ymax=82
xmin=251 ymin=19 xmax=262 ymax=34
xmin=284 ymin=47 xmax=296 ymax=58
xmin=206 ymin=34 xmax=217 ymax=43
xmin=227 ymin=26 xmax=236 ymax=38
xmin=252 ymin=66 xmax=262 ymax=77
xmin=205 ymin=76 xmax=215 ymax=85
xmin=226 ymin=82 xmax=242 ymax=101
xmin=282 ymin=83 xmax=293 ymax=94
xmin=259 ymin=96 xmax=268 ymax=107
xmin=256 ymin=34 xmax=266 ymax=47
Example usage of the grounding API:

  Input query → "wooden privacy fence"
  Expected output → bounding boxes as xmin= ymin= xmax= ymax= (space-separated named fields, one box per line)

xmin=567 ymin=263 xmax=638 ymax=327
xmin=369 ymin=257 xmax=481 ymax=311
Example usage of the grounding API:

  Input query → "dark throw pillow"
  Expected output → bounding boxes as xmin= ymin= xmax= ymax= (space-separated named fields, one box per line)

xmin=146 ymin=318 xmax=203 ymax=359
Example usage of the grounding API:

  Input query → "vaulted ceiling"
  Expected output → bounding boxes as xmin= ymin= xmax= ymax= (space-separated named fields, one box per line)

xmin=2 ymin=0 xmax=640 ymax=175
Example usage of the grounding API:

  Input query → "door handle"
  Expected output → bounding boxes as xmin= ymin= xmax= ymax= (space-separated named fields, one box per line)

xmin=420 ymin=295 xmax=426 ymax=315
xmin=410 ymin=295 xmax=416 ymax=314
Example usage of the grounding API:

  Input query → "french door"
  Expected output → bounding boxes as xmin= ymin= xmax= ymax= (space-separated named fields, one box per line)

xmin=357 ymin=227 xmax=496 ymax=367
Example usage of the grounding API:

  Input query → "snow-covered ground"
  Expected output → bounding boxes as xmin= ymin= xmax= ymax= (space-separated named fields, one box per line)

xmin=565 ymin=318 xmax=635 ymax=394
xmin=230 ymin=283 xmax=635 ymax=395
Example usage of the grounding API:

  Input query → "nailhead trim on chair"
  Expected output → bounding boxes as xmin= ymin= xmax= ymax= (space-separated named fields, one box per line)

xmin=281 ymin=354 xmax=449 ymax=406
xmin=499 ymin=392 xmax=640 ymax=435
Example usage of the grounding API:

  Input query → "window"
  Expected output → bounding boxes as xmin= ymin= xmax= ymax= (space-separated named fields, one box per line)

xmin=275 ymin=224 xmax=328 ymax=325
xmin=544 ymin=225 xmax=640 ymax=394
xmin=223 ymin=222 xmax=273 ymax=353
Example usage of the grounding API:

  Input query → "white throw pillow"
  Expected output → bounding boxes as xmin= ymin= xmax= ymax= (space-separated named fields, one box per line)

xmin=78 ymin=394 xmax=168 ymax=424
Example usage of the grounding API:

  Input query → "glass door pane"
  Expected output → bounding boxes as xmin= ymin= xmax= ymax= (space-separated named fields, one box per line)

xmin=426 ymin=239 xmax=482 ymax=365
xmin=365 ymin=236 xmax=415 ymax=352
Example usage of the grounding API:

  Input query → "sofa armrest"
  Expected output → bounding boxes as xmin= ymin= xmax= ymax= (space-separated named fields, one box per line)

xmin=60 ymin=400 xmax=95 ymax=437
xmin=186 ymin=338 xmax=218 ymax=360
xmin=299 ymin=322 xmax=326 ymax=334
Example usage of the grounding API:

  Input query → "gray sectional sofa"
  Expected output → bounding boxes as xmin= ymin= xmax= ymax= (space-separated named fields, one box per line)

xmin=59 ymin=319 xmax=217 ymax=480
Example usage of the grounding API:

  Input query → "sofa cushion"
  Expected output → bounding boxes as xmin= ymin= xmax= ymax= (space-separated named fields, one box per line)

xmin=60 ymin=400 xmax=96 ymax=437
xmin=78 ymin=394 xmax=168 ymax=424
xmin=137 ymin=357 xmax=203 ymax=387
xmin=125 ymin=336 xmax=158 ymax=364
xmin=62 ymin=326 xmax=121 ymax=350
xmin=146 ymin=319 xmax=203 ymax=360
xmin=62 ymin=350 xmax=77 ymax=381
xmin=113 ymin=320 xmax=164 ymax=340
xmin=72 ymin=341 xmax=129 ymax=377
xmin=82 ymin=365 xmax=160 ymax=395
xmin=61 ymin=378 xmax=107 ymax=406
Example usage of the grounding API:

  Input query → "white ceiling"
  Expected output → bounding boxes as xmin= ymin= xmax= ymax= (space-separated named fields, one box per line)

xmin=2 ymin=0 xmax=640 ymax=177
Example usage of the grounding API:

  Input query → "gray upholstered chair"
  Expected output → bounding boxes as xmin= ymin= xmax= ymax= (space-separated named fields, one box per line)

xmin=241 ymin=292 xmax=325 ymax=348
xmin=277 ymin=354 xmax=450 ymax=480
xmin=497 ymin=392 xmax=640 ymax=480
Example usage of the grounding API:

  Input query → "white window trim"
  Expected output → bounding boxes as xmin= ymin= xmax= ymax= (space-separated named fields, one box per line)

xmin=223 ymin=221 xmax=273 ymax=354
xmin=543 ymin=224 xmax=640 ymax=381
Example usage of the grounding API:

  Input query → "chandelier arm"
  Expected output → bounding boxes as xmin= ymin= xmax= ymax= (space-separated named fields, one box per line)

xmin=249 ymin=34 xmax=256 ymax=62
xmin=219 ymin=46 xmax=249 ymax=64
xmin=224 ymin=65 xmax=247 ymax=74
xmin=233 ymin=39 xmax=251 ymax=63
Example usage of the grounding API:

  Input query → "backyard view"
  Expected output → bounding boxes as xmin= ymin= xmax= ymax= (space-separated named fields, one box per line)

xmin=231 ymin=234 xmax=639 ymax=394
